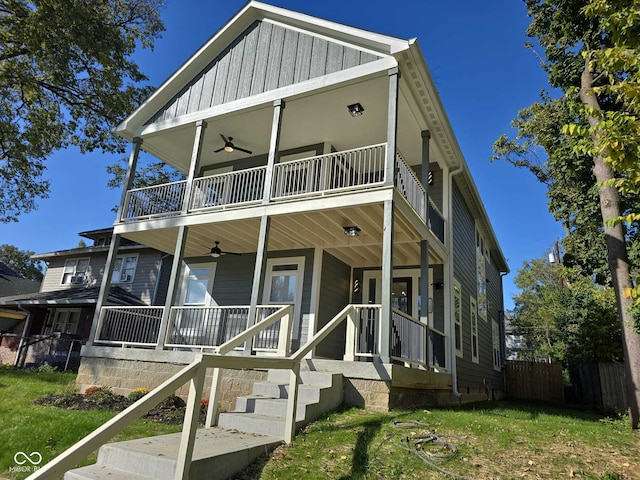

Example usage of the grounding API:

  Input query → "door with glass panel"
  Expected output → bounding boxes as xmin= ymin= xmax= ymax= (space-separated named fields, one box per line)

xmin=174 ymin=263 xmax=218 ymax=346
xmin=262 ymin=257 xmax=305 ymax=350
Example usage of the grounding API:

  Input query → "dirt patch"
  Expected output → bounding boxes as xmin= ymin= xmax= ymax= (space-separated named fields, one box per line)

xmin=35 ymin=391 xmax=206 ymax=425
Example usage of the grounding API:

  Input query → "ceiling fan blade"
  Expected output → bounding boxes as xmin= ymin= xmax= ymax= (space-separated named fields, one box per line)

xmin=234 ymin=146 xmax=252 ymax=155
xmin=213 ymin=147 xmax=225 ymax=153
xmin=221 ymin=251 xmax=241 ymax=256
xmin=219 ymin=133 xmax=229 ymax=143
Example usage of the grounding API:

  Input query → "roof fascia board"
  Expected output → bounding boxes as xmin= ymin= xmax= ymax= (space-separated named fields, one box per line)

xmin=32 ymin=244 xmax=147 ymax=260
xmin=135 ymin=56 xmax=397 ymax=140
xmin=403 ymin=40 xmax=509 ymax=273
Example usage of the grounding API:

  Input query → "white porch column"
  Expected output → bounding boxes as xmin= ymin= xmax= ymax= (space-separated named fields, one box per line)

xmin=115 ymin=137 xmax=142 ymax=222
xmin=88 ymin=139 xmax=142 ymax=345
xmin=262 ymin=99 xmax=285 ymax=203
xmin=156 ymin=226 xmax=189 ymax=349
xmin=181 ymin=120 xmax=207 ymax=213
xmin=420 ymin=130 xmax=431 ymax=362
xmin=245 ymin=215 xmax=271 ymax=353
xmin=379 ymin=199 xmax=394 ymax=364
xmin=384 ymin=67 xmax=399 ymax=187
xmin=87 ymin=233 xmax=122 ymax=346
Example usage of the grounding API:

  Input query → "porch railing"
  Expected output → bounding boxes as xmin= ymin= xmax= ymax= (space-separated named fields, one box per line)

xmin=164 ymin=305 xmax=285 ymax=352
xmin=428 ymin=199 xmax=445 ymax=243
xmin=121 ymin=181 xmax=187 ymax=221
xmin=94 ymin=306 xmax=164 ymax=347
xmin=429 ymin=328 xmax=447 ymax=370
xmin=391 ymin=308 xmax=428 ymax=367
xmin=395 ymin=152 xmax=427 ymax=222
xmin=191 ymin=165 xmax=266 ymax=210
xmin=271 ymin=143 xmax=386 ymax=199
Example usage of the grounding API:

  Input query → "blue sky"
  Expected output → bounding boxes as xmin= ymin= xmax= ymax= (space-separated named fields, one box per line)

xmin=1 ymin=0 xmax=565 ymax=309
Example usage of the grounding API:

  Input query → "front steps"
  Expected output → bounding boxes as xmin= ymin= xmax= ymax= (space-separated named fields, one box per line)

xmin=64 ymin=369 xmax=342 ymax=480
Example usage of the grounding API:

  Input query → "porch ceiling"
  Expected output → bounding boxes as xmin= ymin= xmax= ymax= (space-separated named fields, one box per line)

xmin=137 ymin=74 xmax=444 ymax=174
xmin=121 ymin=203 xmax=444 ymax=268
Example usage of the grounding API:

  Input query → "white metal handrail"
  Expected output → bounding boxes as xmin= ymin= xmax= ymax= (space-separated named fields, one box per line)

xmin=395 ymin=152 xmax=426 ymax=222
xmin=272 ymin=143 xmax=386 ymax=199
xmin=390 ymin=308 xmax=428 ymax=368
xmin=94 ymin=306 xmax=164 ymax=347
xmin=343 ymin=304 xmax=382 ymax=361
xmin=121 ymin=180 xmax=187 ymax=221
xmin=191 ymin=166 xmax=266 ymax=210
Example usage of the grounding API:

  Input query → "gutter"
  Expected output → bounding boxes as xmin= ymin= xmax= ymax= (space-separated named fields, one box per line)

xmin=447 ymin=164 xmax=464 ymax=400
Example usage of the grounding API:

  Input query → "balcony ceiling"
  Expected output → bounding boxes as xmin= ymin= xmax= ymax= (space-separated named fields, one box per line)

xmin=121 ymin=203 xmax=445 ymax=268
xmin=138 ymin=74 xmax=443 ymax=174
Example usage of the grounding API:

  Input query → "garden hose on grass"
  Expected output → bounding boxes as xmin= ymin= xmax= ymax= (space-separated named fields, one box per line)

xmin=377 ymin=420 xmax=474 ymax=480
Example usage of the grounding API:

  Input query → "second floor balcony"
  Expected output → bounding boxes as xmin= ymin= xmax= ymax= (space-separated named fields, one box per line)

xmin=120 ymin=143 xmax=446 ymax=244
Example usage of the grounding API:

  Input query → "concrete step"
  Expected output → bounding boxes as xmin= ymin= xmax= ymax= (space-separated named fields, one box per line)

xmin=266 ymin=370 xmax=341 ymax=388
xmin=64 ymin=428 xmax=281 ymax=480
xmin=234 ymin=395 xmax=308 ymax=420
xmin=217 ymin=411 xmax=302 ymax=438
xmin=250 ymin=382 xmax=321 ymax=403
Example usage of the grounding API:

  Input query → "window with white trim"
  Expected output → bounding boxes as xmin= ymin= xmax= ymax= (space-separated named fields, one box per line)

xmin=44 ymin=308 xmax=81 ymax=334
xmin=476 ymin=227 xmax=487 ymax=320
xmin=181 ymin=263 xmax=217 ymax=306
xmin=61 ymin=258 xmax=90 ymax=285
xmin=470 ymin=297 xmax=479 ymax=363
xmin=492 ymin=319 xmax=501 ymax=371
xmin=454 ymin=279 xmax=463 ymax=357
xmin=111 ymin=254 xmax=138 ymax=284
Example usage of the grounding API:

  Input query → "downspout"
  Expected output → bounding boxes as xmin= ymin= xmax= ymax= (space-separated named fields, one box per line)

xmin=447 ymin=164 xmax=463 ymax=399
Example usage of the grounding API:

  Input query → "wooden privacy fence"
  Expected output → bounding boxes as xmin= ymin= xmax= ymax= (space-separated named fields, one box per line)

xmin=577 ymin=362 xmax=627 ymax=412
xmin=506 ymin=361 xmax=565 ymax=403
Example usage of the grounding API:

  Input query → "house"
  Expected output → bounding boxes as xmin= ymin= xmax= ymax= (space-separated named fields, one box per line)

xmin=0 ymin=228 xmax=170 ymax=369
xmin=76 ymin=1 xmax=509 ymax=411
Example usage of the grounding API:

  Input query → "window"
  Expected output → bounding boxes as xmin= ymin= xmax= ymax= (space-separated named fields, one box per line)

xmin=476 ymin=227 xmax=487 ymax=320
xmin=61 ymin=258 xmax=90 ymax=285
xmin=453 ymin=279 xmax=463 ymax=357
xmin=492 ymin=319 xmax=501 ymax=371
xmin=44 ymin=309 xmax=81 ymax=334
xmin=181 ymin=264 xmax=216 ymax=306
xmin=111 ymin=254 xmax=138 ymax=283
xmin=470 ymin=297 xmax=479 ymax=363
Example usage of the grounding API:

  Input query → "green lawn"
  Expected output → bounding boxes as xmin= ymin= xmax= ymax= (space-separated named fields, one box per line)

xmin=1 ymin=365 xmax=638 ymax=480
xmin=0 ymin=365 xmax=181 ymax=480
xmin=237 ymin=402 xmax=639 ymax=480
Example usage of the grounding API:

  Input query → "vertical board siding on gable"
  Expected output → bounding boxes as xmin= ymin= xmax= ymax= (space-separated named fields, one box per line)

xmin=146 ymin=21 xmax=381 ymax=125
xmin=314 ymin=252 xmax=351 ymax=360
xmin=452 ymin=182 xmax=492 ymax=390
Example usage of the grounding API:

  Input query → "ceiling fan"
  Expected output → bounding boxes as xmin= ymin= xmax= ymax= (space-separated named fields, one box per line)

xmin=208 ymin=241 xmax=241 ymax=258
xmin=214 ymin=134 xmax=252 ymax=155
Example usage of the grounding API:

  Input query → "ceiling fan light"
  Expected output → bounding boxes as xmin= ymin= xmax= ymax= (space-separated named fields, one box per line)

xmin=224 ymin=145 xmax=234 ymax=153
xmin=343 ymin=225 xmax=361 ymax=237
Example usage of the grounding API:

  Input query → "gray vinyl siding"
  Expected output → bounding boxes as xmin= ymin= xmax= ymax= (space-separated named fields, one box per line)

xmin=147 ymin=21 xmax=381 ymax=125
xmin=40 ymin=249 xmax=165 ymax=305
xmin=315 ymin=252 xmax=351 ymax=359
xmin=207 ymin=248 xmax=314 ymax=348
xmin=452 ymin=182 xmax=504 ymax=390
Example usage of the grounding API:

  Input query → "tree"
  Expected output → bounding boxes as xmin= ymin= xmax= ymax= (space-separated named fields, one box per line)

xmin=494 ymin=0 xmax=640 ymax=427
xmin=0 ymin=0 xmax=165 ymax=223
xmin=512 ymin=255 xmax=622 ymax=365
xmin=0 ymin=244 xmax=43 ymax=281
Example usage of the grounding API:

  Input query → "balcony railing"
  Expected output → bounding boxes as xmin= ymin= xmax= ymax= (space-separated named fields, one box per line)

xmin=272 ymin=143 xmax=386 ymax=199
xmin=395 ymin=153 xmax=427 ymax=222
xmin=122 ymin=181 xmax=187 ymax=221
xmin=118 ymin=143 xmax=444 ymax=245
xmin=191 ymin=165 xmax=266 ymax=210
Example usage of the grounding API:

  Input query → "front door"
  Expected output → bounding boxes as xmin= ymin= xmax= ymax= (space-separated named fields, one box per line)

xmin=363 ymin=269 xmax=431 ymax=320
xmin=263 ymin=257 xmax=305 ymax=346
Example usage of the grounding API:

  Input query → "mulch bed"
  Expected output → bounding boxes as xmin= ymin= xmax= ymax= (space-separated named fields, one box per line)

xmin=35 ymin=391 xmax=206 ymax=425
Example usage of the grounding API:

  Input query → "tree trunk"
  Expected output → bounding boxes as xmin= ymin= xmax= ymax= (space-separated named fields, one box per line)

xmin=580 ymin=58 xmax=640 ymax=428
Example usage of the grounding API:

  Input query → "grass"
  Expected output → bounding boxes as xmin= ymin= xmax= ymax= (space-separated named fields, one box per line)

xmin=1 ymin=365 xmax=638 ymax=479
xmin=236 ymin=402 xmax=639 ymax=480
xmin=0 ymin=365 xmax=181 ymax=480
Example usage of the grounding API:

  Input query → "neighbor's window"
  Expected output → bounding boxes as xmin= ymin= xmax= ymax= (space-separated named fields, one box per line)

xmin=61 ymin=258 xmax=90 ymax=285
xmin=111 ymin=254 xmax=138 ymax=283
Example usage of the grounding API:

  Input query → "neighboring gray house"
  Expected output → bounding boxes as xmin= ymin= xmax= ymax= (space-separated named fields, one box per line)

xmin=76 ymin=1 xmax=509 ymax=409
xmin=0 ymin=228 xmax=171 ymax=369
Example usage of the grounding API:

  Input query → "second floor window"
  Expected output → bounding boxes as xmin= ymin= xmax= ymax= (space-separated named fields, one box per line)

xmin=61 ymin=258 xmax=90 ymax=285
xmin=111 ymin=255 xmax=139 ymax=283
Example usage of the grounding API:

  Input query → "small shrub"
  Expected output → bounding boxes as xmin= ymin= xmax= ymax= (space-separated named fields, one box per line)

xmin=36 ymin=362 xmax=58 ymax=373
xmin=158 ymin=394 xmax=185 ymax=410
xmin=128 ymin=387 xmax=150 ymax=402
xmin=83 ymin=386 xmax=122 ymax=406
xmin=200 ymin=399 xmax=209 ymax=410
